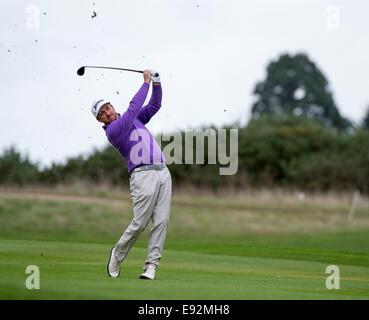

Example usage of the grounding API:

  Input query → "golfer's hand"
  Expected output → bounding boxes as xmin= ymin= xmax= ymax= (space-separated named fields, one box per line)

xmin=143 ymin=70 xmax=151 ymax=84
xmin=150 ymin=70 xmax=161 ymax=84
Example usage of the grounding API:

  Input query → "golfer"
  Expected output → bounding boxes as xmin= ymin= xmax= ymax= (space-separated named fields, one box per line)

xmin=91 ymin=70 xmax=171 ymax=280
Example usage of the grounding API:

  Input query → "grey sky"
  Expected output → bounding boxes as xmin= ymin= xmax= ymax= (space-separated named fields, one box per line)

xmin=1 ymin=0 xmax=368 ymax=169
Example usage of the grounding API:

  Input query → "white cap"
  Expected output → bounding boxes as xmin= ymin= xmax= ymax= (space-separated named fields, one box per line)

xmin=91 ymin=99 xmax=110 ymax=119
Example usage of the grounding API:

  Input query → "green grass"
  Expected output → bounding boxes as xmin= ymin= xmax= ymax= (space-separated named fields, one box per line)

xmin=1 ymin=239 xmax=368 ymax=299
xmin=0 ymin=192 xmax=368 ymax=299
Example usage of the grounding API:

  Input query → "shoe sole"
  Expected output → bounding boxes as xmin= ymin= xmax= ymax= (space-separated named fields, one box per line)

xmin=107 ymin=246 xmax=120 ymax=278
xmin=140 ymin=274 xmax=154 ymax=280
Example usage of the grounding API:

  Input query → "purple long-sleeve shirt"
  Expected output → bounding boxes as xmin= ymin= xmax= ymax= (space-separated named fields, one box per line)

xmin=102 ymin=82 xmax=165 ymax=173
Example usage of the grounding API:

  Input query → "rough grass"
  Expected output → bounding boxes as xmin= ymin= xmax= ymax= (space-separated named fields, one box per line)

xmin=0 ymin=189 xmax=368 ymax=238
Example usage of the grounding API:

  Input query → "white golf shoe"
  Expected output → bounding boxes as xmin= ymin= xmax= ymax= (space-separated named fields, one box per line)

xmin=140 ymin=264 xmax=157 ymax=280
xmin=107 ymin=246 xmax=121 ymax=278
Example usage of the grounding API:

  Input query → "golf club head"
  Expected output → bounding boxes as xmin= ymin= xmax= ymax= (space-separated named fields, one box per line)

xmin=77 ymin=66 xmax=85 ymax=76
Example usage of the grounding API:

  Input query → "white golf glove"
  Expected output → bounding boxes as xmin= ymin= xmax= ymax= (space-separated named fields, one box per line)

xmin=150 ymin=69 xmax=161 ymax=83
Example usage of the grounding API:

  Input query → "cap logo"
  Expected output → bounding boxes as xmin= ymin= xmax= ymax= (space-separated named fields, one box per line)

xmin=93 ymin=99 xmax=103 ymax=111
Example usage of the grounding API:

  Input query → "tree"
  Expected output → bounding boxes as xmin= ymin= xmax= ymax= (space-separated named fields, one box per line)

xmin=0 ymin=146 xmax=39 ymax=185
xmin=251 ymin=52 xmax=352 ymax=131
xmin=362 ymin=105 xmax=369 ymax=130
xmin=238 ymin=113 xmax=337 ymax=186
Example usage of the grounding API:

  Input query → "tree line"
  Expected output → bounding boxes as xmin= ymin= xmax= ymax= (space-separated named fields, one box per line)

xmin=2 ymin=113 xmax=368 ymax=193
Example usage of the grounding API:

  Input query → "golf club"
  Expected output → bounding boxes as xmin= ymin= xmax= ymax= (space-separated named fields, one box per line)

xmin=77 ymin=65 xmax=158 ymax=77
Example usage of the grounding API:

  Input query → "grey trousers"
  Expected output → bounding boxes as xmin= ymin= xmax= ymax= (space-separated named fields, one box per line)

xmin=114 ymin=166 xmax=172 ymax=270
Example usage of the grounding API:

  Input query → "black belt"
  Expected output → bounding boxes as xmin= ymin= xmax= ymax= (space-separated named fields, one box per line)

xmin=130 ymin=163 xmax=166 ymax=176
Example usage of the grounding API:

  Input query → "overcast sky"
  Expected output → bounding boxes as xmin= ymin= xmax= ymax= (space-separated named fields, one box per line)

xmin=1 ymin=0 xmax=368 ymax=169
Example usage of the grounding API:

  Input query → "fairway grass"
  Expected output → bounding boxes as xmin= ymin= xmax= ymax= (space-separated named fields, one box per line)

xmin=1 ymin=239 xmax=368 ymax=300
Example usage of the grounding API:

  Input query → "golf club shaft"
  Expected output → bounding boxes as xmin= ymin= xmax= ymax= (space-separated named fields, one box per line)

xmin=83 ymin=66 xmax=144 ymax=73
